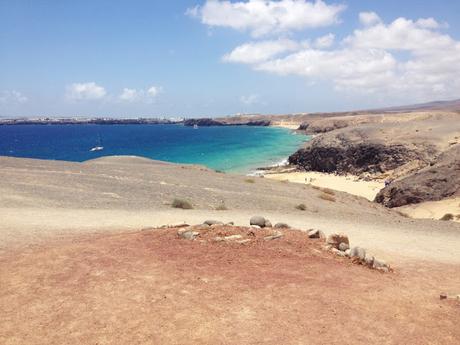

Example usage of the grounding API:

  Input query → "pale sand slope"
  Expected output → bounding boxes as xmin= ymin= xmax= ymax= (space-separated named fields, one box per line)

xmin=1 ymin=156 xmax=459 ymax=264
xmin=264 ymin=171 xmax=384 ymax=201
xmin=396 ymin=197 xmax=460 ymax=222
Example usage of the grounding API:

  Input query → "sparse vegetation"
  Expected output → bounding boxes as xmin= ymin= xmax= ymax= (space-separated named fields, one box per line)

xmin=215 ymin=202 xmax=228 ymax=211
xmin=295 ymin=203 xmax=307 ymax=211
xmin=319 ymin=193 xmax=336 ymax=202
xmin=440 ymin=213 xmax=454 ymax=221
xmin=171 ymin=198 xmax=193 ymax=209
xmin=244 ymin=178 xmax=255 ymax=183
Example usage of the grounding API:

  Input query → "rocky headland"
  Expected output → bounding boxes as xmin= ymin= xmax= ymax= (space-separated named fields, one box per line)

xmin=285 ymin=105 xmax=460 ymax=209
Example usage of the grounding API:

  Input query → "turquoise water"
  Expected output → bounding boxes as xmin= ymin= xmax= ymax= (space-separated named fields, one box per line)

xmin=0 ymin=124 xmax=308 ymax=173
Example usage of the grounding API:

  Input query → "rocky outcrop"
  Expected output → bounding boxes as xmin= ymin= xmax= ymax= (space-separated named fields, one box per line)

xmin=375 ymin=146 xmax=460 ymax=207
xmin=289 ymin=143 xmax=417 ymax=175
xmin=183 ymin=118 xmax=271 ymax=127
xmin=183 ymin=118 xmax=224 ymax=126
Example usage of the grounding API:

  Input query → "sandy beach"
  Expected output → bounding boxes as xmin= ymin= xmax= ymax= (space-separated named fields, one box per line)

xmin=264 ymin=171 xmax=384 ymax=201
xmin=396 ymin=197 xmax=460 ymax=222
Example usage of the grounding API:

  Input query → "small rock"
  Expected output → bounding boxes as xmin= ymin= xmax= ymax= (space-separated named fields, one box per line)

xmin=264 ymin=220 xmax=272 ymax=228
xmin=274 ymin=222 xmax=290 ymax=229
xmin=332 ymin=248 xmax=346 ymax=257
xmin=251 ymin=225 xmax=261 ymax=229
xmin=264 ymin=230 xmax=283 ymax=241
xmin=250 ymin=216 xmax=266 ymax=227
xmin=224 ymin=235 xmax=243 ymax=241
xmin=226 ymin=221 xmax=234 ymax=226
xmin=372 ymin=258 xmax=387 ymax=269
xmin=345 ymin=249 xmax=351 ymax=257
xmin=338 ymin=242 xmax=350 ymax=251
xmin=364 ymin=256 xmax=374 ymax=267
xmin=204 ymin=220 xmax=224 ymax=226
xmin=349 ymin=246 xmax=366 ymax=261
xmin=179 ymin=230 xmax=200 ymax=240
xmin=308 ymin=229 xmax=325 ymax=239
xmin=440 ymin=293 xmax=448 ymax=300
xmin=326 ymin=233 xmax=349 ymax=249
xmin=237 ymin=239 xmax=252 ymax=245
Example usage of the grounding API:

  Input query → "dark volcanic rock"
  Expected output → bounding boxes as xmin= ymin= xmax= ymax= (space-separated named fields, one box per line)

xmin=375 ymin=146 xmax=460 ymax=207
xmin=289 ymin=143 xmax=416 ymax=175
xmin=183 ymin=118 xmax=224 ymax=126
xmin=183 ymin=118 xmax=270 ymax=127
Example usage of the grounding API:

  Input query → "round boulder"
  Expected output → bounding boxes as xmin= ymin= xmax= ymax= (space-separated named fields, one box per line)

xmin=274 ymin=222 xmax=290 ymax=229
xmin=349 ymin=246 xmax=366 ymax=261
xmin=250 ymin=216 xmax=266 ymax=228
xmin=338 ymin=242 xmax=350 ymax=252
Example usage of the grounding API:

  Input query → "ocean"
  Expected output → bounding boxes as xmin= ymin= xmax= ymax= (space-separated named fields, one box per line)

xmin=0 ymin=124 xmax=308 ymax=173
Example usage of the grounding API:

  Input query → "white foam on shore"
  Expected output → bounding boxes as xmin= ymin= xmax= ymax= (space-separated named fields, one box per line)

xmin=246 ymin=157 xmax=289 ymax=176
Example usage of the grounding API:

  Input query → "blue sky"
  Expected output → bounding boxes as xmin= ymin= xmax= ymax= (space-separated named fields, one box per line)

xmin=1 ymin=0 xmax=459 ymax=117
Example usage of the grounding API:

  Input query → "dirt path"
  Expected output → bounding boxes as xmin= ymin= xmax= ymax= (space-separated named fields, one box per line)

xmin=1 ymin=226 xmax=459 ymax=345
xmin=1 ymin=207 xmax=460 ymax=265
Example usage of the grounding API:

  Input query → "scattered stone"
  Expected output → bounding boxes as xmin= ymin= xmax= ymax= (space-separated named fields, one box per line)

xmin=224 ymin=235 xmax=243 ymax=241
xmin=237 ymin=239 xmax=252 ymax=245
xmin=332 ymin=248 xmax=346 ymax=257
xmin=349 ymin=246 xmax=366 ymax=261
xmin=264 ymin=231 xmax=283 ymax=241
xmin=338 ymin=242 xmax=349 ymax=251
xmin=440 ymin=293 xmax=448 ymax=300
xmin=178 ymin=230 xmax=200 ymax=240
xmin=326 ymin=233 xmax=349 ymax=249
xmin=204 ymin=220 xmax=224 ymax=226
xmin=364 ymin=256 xmax=374 ymax=267
xmin=372 ymin=258 xmax=388 ymax=270
xmin=264 ymin=220 xmax=273 ymax=228
xmin=250 ymin=216 xmax=266 ymax=227
xmin=226 ymin=222 xmax=234 ymax=226
xmin=345 ymin=249 xmax=351 ymax=257
xmin=274 ymin=222 xmax=290 ymax=229
xmin=308 ymin=229 xmax=325 ymax=239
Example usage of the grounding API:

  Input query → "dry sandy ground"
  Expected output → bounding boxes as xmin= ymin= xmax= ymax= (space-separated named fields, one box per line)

xmin=396 ymin=197 xmax=460 ymax=222
xmin=1 ymin=156 xmax=460 ymax=264
xmin=1 ymin=225 xmax=459 ymax=345
xmin=264 ymin=171 xmax=384 ymax=201
xmin=1 ymin=156 xmax=460 ymax=344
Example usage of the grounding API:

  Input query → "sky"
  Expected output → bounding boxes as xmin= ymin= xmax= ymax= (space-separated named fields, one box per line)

xmin=1 ymin=0 xmax=460 ymax=118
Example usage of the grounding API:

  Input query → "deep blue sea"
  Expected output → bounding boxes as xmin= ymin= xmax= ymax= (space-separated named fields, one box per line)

xmin=0 ymin=124 xmax=308 ymax=173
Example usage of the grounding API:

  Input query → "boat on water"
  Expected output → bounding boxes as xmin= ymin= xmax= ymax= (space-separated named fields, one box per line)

xmin=90 ymin=133 xmax=104 ymax=152
xmin=193 ymin=124 xmax=198 ymax=129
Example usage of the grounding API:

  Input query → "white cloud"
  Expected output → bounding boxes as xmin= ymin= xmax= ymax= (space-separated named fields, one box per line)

xmin=0 ymin=90 xmax=28 ymax=104
xmin=187 ymin=0 xmax=346 ymax=37
xmin=220 ymin=13 xmax=460 ymax=101
xmin=314 ymin=33 xmax=335 ymax=48
xmin=66 ymin=82 xmax=106 ymax=101
xmin=359 ymin=11 xmax=381 ymax=26
xmin=223 ymin=39 xmax=303 ymax=64
xmin=240 ymin=94 xmax=260 ymax=105
xmin=119 ymin=88 xmax=142 ymax=102
xmin=118 ymin=86 xmax=162 ymax=103
xmin=147 ymin=86 xmax=161 ymax=97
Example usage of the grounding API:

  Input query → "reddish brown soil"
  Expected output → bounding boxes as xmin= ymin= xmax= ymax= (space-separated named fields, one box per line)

xmin=1 ymin=226 xmax=459 ymax=345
